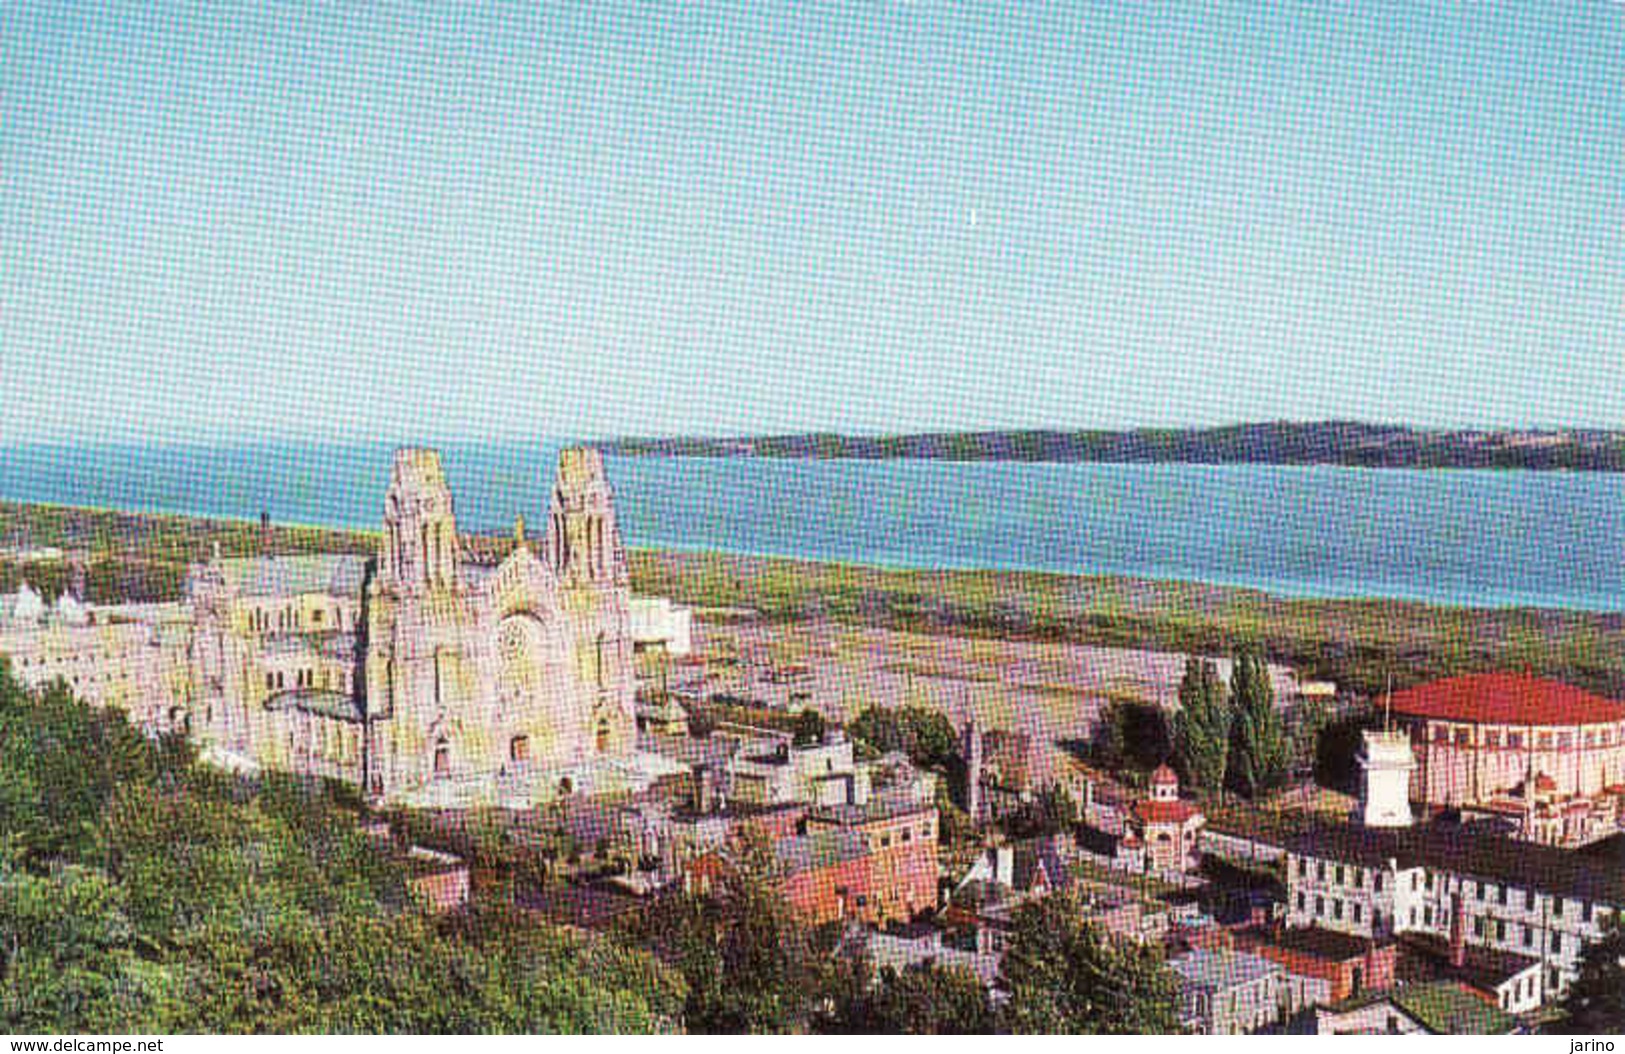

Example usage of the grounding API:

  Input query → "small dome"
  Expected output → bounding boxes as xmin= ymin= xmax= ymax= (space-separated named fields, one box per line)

xmin=1151 ymin=764 xmax=1178 ymax=787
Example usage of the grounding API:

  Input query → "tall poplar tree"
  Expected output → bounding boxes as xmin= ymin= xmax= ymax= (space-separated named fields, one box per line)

xmin=1173 ymin=657 xmax=1230 ymax=794
xmin=1227 ymin=649 xmax=1288 ymax=798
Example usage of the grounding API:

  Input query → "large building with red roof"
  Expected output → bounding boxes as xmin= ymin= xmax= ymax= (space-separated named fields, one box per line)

xmin=1391 ymin=673 xmax=1625 ymax=846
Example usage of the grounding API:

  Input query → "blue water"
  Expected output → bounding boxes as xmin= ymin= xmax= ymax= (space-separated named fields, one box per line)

xmin=1 ymin=443 xmax=1621 ymax=611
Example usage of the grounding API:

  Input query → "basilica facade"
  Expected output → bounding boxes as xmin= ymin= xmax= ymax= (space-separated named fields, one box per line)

xmin=180 ymin=446 xmax=638 ymax=804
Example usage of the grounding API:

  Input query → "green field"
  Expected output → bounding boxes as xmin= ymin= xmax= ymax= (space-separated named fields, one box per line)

xmin=5 ymin=500 xmax=1623 ymax=700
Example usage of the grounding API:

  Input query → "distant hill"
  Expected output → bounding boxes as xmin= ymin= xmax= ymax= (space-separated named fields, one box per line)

xmin=601 ymin=422 xmax=1625 ymax=470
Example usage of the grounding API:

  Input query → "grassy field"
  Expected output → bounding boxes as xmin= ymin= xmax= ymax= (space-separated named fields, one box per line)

xmin=5 ymin=500 xmax=1624 ymax=700
xmin=630 ymin=549 xmax=1625 ymax=699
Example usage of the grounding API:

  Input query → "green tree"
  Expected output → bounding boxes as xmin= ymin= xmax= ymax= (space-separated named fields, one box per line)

xmin=848 ymin=706 xmax=958 ymax=770
xmin=792 ymin=707 xmax=826 ymax=746
xmin=1173 ymin=657 xmax=1230 ymax=794
xmin=1554 ymin=915 xmax=1625 ymax=1034
xmin=998 ymin=889 xmax=1182 ymax=1034
xmin=636 ymin=833 xmax=823 ymax=1033
xmin=1004 ymin=783 xmax=1078 ymax=839
xmin=1227 ymin=650 xmax=1288 ymax=798
xmin=1094 ymin=698 xmax=1171 ymax=774
xmin=822 ymin=956 xmax=995 ymax=1034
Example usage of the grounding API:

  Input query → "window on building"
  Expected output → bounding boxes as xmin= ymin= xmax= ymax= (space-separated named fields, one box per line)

xmin=1334 ymin=901 xmax=1344 ymax=921
xmin=1554 ymin=896 xmax=1565 ymax=917
xmin=1336 ymin=865 xmax=1345 ymax=885
xmin=1499 ymin=886 xmax=1508 ymax=906
xmin=510 ymin=735 xmax=530 ymax=762
xmin=1353 ymin=904 xmax=1363 ymax=923
xmin=1497 ymin=920 xmax=1507 ymax=942
xmin=1455 ymin=729 xmax=1471 ymax=745
xmin=1508 ymin=732 xmax=1523 ymax=749
xmin=1485 ymin=731 xmax=1501 ymax=748
xmin=1317 ymin=862 xmax=1326 ymax=882
xmin=1316 ymin=896 xmax=1325 ymax=916
xmin=1474 ymin=917 xmax=1485 ymax=938
xmin=1298 ymin=892 xmax=1307 ymax=912
xmin=1425 ymin=906 xmax=1434 ymax=927
xmin=1524 ymin=926 xmax=1533 ymax=948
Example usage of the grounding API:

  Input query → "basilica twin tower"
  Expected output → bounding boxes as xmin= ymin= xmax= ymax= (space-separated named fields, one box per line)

xmin=188 ymin=447 xmax=637 ymax=804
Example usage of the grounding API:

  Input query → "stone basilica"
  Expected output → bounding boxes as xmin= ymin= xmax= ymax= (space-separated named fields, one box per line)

xmin=62 ymin=446 xmax=643 ymax=806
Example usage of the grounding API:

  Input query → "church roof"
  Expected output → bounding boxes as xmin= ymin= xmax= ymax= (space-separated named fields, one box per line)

xmin=215 ymin=555 xmax=368 ymax=598
xmin=264 ymin=687 xmax=363 ymax=722
xmin=1390 ymin=672 xmax=1625 ymax=727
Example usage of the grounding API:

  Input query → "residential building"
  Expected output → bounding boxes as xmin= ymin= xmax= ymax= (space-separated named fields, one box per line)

xmin=1169 ymin=948 xmax=1285 ymax=1035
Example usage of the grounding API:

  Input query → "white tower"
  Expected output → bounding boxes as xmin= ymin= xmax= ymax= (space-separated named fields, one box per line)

xmin=1358 ymin=729 xmax=1415 ymax=828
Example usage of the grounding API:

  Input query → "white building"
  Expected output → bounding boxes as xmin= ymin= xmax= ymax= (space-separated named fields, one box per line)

xmin=630 ymin=596 xmax=692 ymax=658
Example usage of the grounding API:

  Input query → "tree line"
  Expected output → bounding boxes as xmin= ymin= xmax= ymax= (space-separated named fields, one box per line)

xmin=1096 ymin=649 xmax=1294 ymax=799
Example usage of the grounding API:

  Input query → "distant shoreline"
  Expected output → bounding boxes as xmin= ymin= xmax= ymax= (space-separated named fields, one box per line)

xmin=598 ymin=421 xmax=1625 ymax=472
xmin=3 ymin=497 xmax=1623 ymax=697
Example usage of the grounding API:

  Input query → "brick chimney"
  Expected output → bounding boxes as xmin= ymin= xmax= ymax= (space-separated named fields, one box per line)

xmin=1449 ymin=893 xmax=1467 ymax=968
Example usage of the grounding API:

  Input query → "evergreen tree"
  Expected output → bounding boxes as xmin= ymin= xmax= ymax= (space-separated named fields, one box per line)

xmin=1554 ymin=916 xmax=1625 ymax=1033
xmin=1172 ymin=657 xmax=1230 ymax=794
xmin=1227 ymin=649 xmax=1288 ymax=798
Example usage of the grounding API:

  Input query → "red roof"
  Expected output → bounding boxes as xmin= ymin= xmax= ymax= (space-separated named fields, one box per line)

xmin=1390 ymin=673 xmax=1625 ymax=727
xmin=1151 ymin=764 xmax=1179 ymax=786
xmin=1134 ymin=799 xmax=1201 ymax=826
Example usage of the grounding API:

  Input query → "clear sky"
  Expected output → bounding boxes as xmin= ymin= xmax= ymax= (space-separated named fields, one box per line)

xmin=2 ymin=3 xmax=1622 ymax=444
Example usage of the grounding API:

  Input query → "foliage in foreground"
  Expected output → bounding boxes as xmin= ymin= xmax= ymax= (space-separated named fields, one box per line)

xmin=997 ymin=890 xmax=1183 ymax=1034
xmin=1553 ymin=916 xmax=1625 ymax=1034
xmin=0 ymin=663 xmax=683 ymax=1034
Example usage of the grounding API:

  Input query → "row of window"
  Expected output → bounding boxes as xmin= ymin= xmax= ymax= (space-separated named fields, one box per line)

xmin=246 ymin=605 xmax=349 ymax=634
xmin=1297 ymin=857 xmax=1387 ymax=893
xmin=287 ymin=720 xmax=359 ymax=766
xmin=1425 ymin=724 xmax=1623 ymax=749
xmin=264 ymin=667 xmax=351 ymax=693
xmin=1296 ymin=891 xmax=1367 ymax=927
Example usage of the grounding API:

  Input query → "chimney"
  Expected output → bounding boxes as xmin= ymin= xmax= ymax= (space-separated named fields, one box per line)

xmin=1449 ymin=894 xmax=1467 ymax=969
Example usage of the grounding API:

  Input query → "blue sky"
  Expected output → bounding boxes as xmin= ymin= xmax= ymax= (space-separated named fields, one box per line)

xmin=2 ymin=2 xmax=1621 ymax=443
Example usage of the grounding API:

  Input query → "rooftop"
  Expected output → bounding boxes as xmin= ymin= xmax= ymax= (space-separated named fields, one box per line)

xmin=264 ymin=687 xmax=363 ymax=722
xmin=773 ymin=829 xmax=868 ymax=876
xmin=1399 ymin=933 xmax=1540 ymax=994
xmin=1390 ymin=981 xmax=1518 ymax=1035
xmin=1169 ymin=948 xmax=1281 ymax=992
xmin=1257 ymin=926 xmax=1381 ymax=963
xmin=1390 ymin=672 xmax=1625 ymax=728
xmin=212 ymin=554 xmax=368 ymax=599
